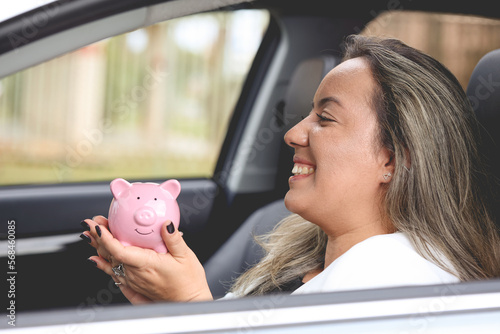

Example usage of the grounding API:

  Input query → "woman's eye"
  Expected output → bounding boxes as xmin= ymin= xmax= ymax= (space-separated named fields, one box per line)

xmin=316 ymin=113 xmax=336 ymax=123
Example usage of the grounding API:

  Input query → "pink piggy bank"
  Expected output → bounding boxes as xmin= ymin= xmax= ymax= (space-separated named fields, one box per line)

xmin=108 ymin=178 xmax=181 ymax=253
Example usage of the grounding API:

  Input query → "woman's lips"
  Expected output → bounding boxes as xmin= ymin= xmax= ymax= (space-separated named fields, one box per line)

xmin=291 ymin=163 xmax=315 ymax=176
xmin=291 ymin=156 xmax=316 ymax=177
xmin=290 ymin=156 xmax=315 ymax=182
xmin=289 ymin=159 xmax=315 ymax=182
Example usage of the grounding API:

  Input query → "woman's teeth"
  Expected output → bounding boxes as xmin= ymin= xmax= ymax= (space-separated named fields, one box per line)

xmin=292 ymin=164 xmax=315 ymax=176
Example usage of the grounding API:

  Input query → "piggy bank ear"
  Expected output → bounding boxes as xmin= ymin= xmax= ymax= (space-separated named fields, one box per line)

xmin=110 ymin=178 xmax=131 ymax=198
xmin=160 ymin=179 xmax=181 ymax=199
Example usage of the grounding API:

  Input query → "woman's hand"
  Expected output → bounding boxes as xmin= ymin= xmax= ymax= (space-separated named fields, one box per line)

xmin=81 ymin=216 xmax=213 ymax=303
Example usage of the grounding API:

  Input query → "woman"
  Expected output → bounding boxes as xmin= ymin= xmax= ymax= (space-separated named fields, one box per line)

xmin=80 ymin=35 xmax=500 ymax=303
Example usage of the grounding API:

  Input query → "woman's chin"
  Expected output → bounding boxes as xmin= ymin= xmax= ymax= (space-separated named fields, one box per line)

xmin=284 ymin=191 xmax=307 ymax=216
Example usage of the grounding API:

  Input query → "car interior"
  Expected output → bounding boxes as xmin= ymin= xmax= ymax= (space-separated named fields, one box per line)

xmin=0 ymin=0 xmax=366 ymax=310
xmin=1 ymin=0 xmax=500 ymax=330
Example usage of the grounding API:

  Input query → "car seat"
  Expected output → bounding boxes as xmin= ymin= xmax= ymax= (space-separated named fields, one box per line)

xmin=466 ymin=48 xmax=500 ymax=230
xmin=204 ymin=55 xmax=339 ymax=298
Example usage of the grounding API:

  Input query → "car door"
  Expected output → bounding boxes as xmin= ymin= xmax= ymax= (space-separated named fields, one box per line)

xmin=0 ymin=0 xmax=278 ymax=311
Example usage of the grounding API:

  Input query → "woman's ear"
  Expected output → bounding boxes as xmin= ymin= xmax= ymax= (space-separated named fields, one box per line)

xmin=381 ymin=150 xmax=395 ymax=184
xmin=380 ymin=148 xmax=411 ymax=183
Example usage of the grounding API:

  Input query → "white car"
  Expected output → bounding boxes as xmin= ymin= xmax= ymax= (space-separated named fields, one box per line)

xmin=1 ymin=0 xmax=499 ymax=332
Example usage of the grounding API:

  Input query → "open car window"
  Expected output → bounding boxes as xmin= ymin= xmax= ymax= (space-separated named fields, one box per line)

xmin=0 ymin=9 xmax=269 ymax=185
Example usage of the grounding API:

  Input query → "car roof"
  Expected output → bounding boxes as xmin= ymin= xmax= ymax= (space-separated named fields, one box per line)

xmin=1 ymin=0 xmax=499 ymax=56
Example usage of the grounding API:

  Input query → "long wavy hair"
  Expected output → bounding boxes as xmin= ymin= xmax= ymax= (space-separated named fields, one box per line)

xmin=229 ymin=35 xmax=500 ymax=297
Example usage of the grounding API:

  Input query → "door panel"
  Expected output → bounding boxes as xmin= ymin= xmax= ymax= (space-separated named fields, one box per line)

xmin=0 ymin=178 xmax=217 ymax=312
xmin=0 ymin=5 xmax=272 ymax=312
xmin=0 ymin=179 xmax=216 ymax=237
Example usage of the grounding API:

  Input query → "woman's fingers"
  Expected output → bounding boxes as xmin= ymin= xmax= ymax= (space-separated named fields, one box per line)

xmin=82 ymin=217 xmax=157 ymax=305
xmin=86 ymin=218 xmax=157 ymax=267
xmin=81 ymin=217 xmax=212 ymax=302
xmin=160 ymin=221 xmax=190 ymax=260
xmin=88 ymin=255 xmax=115 ymax=276
xmin=80 ymin=218 xmax=127 ymax=268
xmin=91 ymin=222 xmax=122 ymax=256
xmin=82 ymin=217 xmax=170 ymax=266
xmin=92 ymin=215 xmax=110 ymax=229
xmin=82 ymin=218 xmax=104 ymax=242
xmin=88 ymin=254 xmax=153 ymax=305
xmin=82 ymin=216 xmax=108 ymax=233
xmin=88 ymin=255 xmax=129 ymax=290
xmin=80 ymin=220 xmax=91 ymax=232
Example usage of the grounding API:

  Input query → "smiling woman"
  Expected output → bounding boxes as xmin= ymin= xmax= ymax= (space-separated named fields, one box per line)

xmin=227 ymin=34 xmax=500 ymax=297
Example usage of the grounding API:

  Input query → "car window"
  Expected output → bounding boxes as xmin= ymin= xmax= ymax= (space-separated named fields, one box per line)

xmin=361 ymin=10 xmax=500 ymax=88
xmin=0 ymin=10 xmax=269 ymax=185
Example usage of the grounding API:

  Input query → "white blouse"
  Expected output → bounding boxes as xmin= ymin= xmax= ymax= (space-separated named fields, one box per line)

xmin=292 ymin=232 xmax=459 ymax=295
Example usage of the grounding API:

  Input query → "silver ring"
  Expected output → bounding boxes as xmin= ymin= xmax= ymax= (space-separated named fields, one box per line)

xmin=115 ymin=282 xmax=122 ymax=286
xmin=112 ymin=263 xmax=126 ymax=277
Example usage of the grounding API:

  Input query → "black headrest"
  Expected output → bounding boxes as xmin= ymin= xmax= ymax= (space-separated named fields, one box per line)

xmin=466 ymin=49 xmax=500 ymax=225
xmin=467 ymin=49 xmax=500 ymax=167
xmin=467 ymin=49 xmax=500 ymax=141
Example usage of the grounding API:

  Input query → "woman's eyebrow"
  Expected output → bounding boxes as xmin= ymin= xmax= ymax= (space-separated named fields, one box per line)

xmin=311 ymin=96 xmax=343 ymax=109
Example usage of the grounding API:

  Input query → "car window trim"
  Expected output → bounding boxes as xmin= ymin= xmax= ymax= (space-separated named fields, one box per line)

xmin=12 ymin=279 xmax=500 ymax=332
xmin=0 ymin=0 xmax=257 ymax=56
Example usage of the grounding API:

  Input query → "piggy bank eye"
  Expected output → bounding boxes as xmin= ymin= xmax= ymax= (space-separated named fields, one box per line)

xmin=137 ymin=197 xmax=140 ymax=200
xmin=154 ymin=198 xmax=157 ymax=201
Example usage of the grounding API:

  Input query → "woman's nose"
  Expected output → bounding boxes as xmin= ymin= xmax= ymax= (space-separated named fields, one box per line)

xmin=284 ymin=116 xmax=309 ymax=148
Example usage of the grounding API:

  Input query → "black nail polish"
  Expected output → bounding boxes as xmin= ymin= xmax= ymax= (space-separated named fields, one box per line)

xmin=80 ymin=220 xmax=90 ymax=231
xmin=87 ymin=258 xmax=97 ymax=267
xmin=167 ymin=222 xmax=175 ymax=234
xmin=80 ymin=234 xmax=91 ymax=243
xmin=95 ymin=225 xmax=102 ymax=237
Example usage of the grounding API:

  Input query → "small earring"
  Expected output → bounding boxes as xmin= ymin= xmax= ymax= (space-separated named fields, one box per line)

xmin=383 ymin=172 xmax=392 ymax=181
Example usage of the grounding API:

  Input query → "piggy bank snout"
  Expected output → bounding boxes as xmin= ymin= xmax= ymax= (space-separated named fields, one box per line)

xmin=134 ymin=207 xmax=157 ymax=226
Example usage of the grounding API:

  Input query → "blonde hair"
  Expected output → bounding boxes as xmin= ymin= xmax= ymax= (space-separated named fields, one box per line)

xmin=230 ymin=35 xmax=500 ymax=297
